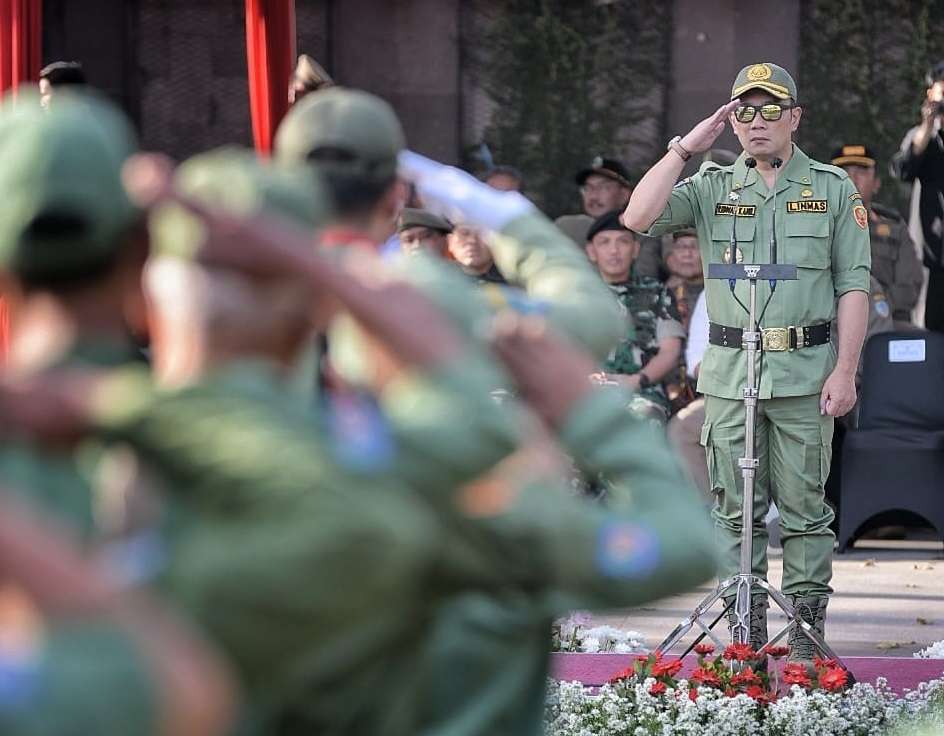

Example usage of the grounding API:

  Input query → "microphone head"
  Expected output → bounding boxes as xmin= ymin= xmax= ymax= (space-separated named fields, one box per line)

xmin=744 ymin=157 xmax=757 ymax=169
xmin=772 ymin=157 xmax=783 ymax=168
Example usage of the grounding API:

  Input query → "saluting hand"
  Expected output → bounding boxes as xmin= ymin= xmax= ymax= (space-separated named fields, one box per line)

xmin=680 ymin=100 xmax=740 ymax=155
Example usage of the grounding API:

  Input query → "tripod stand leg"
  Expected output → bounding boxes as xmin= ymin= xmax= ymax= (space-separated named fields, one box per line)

xmin=656 ymin=579 xmax=736 ymax=654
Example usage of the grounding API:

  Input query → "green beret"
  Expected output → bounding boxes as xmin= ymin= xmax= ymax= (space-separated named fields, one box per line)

xmin=274 ymin=88 xmax=405 ymax=184
xmin=0 ymin=90 xmax=139 ymax=280
xmin=150 ymin=146 xmax=332 ymax=261
xmin=730 ymin=62 xmax=798 ymax=101
xmin=397 ymin=208 xmax=452 ymax=234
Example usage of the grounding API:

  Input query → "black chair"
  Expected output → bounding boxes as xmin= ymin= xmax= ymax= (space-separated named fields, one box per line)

xmin=837 ymin=331 xmax=944 ymax=552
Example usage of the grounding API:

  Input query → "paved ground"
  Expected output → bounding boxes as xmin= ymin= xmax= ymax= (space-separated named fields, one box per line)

xmin=590 ymin=537 xmax=944 ymax=658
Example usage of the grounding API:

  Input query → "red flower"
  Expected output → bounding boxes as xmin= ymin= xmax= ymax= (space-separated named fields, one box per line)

xmin=731 ymin=667 xmax=762 ymax=687
xmin=652 ymin=658 xmax=684 ymax=678
xmin=782 ymin=663 xmax=812 ymax=688
xmin=694 ymin=643 xmax=716 ymax=656
xmin=724 ymin=687 xmax=736 ymax=698
xmin=818 ymin=667 xmax=849 ymax=692
xmin=761 ymin=645 xmax=790 ymax=659
xmin=606 ymin=666 xmax=635 ymax=684
xmin=649 ymin=681 xmax=667 ymax=696
xmin=689 ymin=687 xmax=699 ymax=702
xmin=813 ymin=657 xmax=839 ymax=671
xmin=746 ymin=685 xmax=776 ymax=704
xmin=689 ymin=666 xmax=722 ymax=687
xmin=723 ymin=643 xmax=758 ymax=662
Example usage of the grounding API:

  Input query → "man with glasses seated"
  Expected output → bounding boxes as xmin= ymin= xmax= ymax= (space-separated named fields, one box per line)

xmin=622 ymin=62 xmax=870 ymax=667
xmin=566 ymin=155 xmax=662 ymax=278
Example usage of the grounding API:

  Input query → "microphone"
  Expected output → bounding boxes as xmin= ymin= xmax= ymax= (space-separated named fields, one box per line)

xmin=769 ymin=157 xmax=783 ymax=290
xmin=728 ymin=158 xmax=757 ymax=291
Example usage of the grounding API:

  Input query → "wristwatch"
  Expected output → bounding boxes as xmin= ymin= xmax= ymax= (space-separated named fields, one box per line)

xmin=638 ymin=373 xmax=653 ymax=390
xmin=667 ymin=135 xmax=692 ymax=162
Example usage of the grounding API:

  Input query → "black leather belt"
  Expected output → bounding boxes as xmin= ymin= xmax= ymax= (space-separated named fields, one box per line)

xmin=708 ymin=322 xmax=831 ymax=351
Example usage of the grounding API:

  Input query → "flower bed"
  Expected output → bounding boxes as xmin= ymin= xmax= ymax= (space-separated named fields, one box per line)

xmin=546 ymin=645 xmax=944 ymax=735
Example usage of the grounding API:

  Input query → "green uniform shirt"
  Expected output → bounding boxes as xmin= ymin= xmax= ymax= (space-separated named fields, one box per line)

xmin=645 ymin=145 xmax=871 ymax=400
xmin=868 ymin=202 xmax=923 ymax=322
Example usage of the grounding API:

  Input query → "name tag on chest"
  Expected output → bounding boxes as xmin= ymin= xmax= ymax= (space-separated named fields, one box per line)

xmin=787 ymin=200 xmax=828 ymax=213
xmin=714 ymin=204 xmax=757 ymax=217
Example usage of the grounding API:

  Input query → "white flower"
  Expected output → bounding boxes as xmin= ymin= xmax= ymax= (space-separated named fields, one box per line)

xmin=914 ymin=638 xmax=944 ymax=659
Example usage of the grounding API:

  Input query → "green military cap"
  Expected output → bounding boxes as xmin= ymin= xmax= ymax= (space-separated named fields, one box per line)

xmin=397 ymin=208 xmax=452 ymax=234
xmin=0 ymin=90 xmax=139 ymax=280
xmin=730 ymin=62 xmax=798 ymax=101
xmin=150 ymin=146 xmax=331 ymax=260
xmin=830 ymin=144 xmax=876 ymax=168
xmin=274 ymin=87 xmax=405 ymax=184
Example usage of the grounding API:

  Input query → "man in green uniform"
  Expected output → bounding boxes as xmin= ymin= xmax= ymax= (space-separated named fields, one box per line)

xmin=584 ymin=210 xmax=685 ymax=423
xmin=831 ymin=144 xmax=923 ymax=328
xmin=623 ymin=62 xmax=871 ymax=662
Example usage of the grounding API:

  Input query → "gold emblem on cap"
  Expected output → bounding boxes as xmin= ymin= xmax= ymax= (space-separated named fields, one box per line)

xmin=746 ymin=64 xmax=772 ymax=82
xmin=801 ymin=189 xmax=813 ymax=198
xmin=843 ymin=145 xmax=866 ymax=156
xmin=722 ymin=245 xmax=744 ymax=264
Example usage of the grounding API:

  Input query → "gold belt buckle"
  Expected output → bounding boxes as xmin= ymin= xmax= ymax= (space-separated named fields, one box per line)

xmin=761 ymin=327 xmax=789 ymax=352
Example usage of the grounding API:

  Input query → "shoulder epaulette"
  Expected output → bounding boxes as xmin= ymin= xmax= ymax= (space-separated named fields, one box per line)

xmin=809 ymin=161 xmax=849 ymax=180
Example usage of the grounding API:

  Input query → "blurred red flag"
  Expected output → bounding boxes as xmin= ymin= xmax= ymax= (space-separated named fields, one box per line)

xmin=245 ymin=0 xmax=296 ymax=156
xmin=0 ymin=0 xmax=41 ymax=98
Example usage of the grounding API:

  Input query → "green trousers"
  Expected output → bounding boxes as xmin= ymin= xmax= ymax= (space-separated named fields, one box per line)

xmin=701 ymin=394 xmax=834 ymax=597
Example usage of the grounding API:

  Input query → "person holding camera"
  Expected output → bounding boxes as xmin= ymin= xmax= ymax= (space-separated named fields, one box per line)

xmin=892 ymin=61 xmax=944 ymax=331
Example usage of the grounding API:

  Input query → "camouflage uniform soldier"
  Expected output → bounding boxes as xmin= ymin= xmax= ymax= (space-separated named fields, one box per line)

xmin=831 ymin=144 xmax=923 ymax=328
xmin=624 ymin=63 xmax=870 ymax=663
xmin=585 ymin=210 xmax=685 ymax=423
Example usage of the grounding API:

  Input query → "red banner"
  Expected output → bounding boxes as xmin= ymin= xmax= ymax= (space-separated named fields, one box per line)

xmin=0 ymin=0 xmax=41 ymax=97
xmin=245 ymin=0 xmax=296 ymax=156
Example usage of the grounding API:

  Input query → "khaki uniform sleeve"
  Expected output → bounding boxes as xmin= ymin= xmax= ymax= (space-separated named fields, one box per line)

xmin=488 ymin=213 xmax=623 ymax=360
xmin=642 ymin=178 xmax=698 ymax=238
xmin=379 ymin=350 xmax=520 ymax=500
xmin=656 ymin=317 xmax=686 ymax=341
xmin=0 ymin=622 xmax=158 ymax=736
xmin=457 ymin=387 xmax=716 ymax=613
xmin=891 ymin=225 xmax=924 ymax=317
xmin=832 ymin=178 xmax=872 ymax=297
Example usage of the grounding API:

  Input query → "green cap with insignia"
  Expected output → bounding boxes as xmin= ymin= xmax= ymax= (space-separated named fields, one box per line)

xmin=730 ymin=62 xmax=797 ymax=101
xmin=150 ymin=146 xmax=332 ymax=261
xmin=274 ymin=87 xmax=405 ymax=184
xmin=0 ymin=90 xmax=139 ymax=280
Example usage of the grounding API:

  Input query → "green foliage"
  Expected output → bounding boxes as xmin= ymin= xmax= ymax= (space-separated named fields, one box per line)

xmin=472 ymin=0 xmax=671 ymax=217
xmin=798 ymin=0 xmax=944 ymax=212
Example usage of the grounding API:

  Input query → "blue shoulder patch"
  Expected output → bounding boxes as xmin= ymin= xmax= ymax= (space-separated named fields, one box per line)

xmin=0 ymin=637 xmax=42 ymax=712
xmin=326 ymin=392 xmax=395 ymax=473
xmin=596 ymin=521 xmax=662 ymax=579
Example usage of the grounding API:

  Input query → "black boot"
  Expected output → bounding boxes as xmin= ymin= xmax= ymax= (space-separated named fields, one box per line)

xmin=787 ymin=595 xmax=827 ymax=666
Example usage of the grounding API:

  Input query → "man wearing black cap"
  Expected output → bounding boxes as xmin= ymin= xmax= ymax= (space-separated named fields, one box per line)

xmin=585 ymin=210 xmax=685 ymax=424
xmin=832 ymin=144 xmax=922 ymax=328
xmin=892 ymin=60 xmax=944 ymax=331
xmin=573 ymin=155 xmax=662 ymax=279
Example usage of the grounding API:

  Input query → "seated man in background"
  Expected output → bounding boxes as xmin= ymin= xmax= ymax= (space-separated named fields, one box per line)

xmin=585 ymin=210 xmax=684 ymax=423
xmin=397 ymin=207 xmax=452 ymax=257
xmin=483 ymin=164 xmax=524 ymax=192
xmin=662 ymin=229 xmax=704 ymax=413
xmin=447 ymin=224 xmax=506 ymax=284
xmin=831 ymin=144 xmax=923 ymax=329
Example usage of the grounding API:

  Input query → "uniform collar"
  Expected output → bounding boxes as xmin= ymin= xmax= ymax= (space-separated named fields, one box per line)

xmin=730 ymin=144 xmax=812 ymax=193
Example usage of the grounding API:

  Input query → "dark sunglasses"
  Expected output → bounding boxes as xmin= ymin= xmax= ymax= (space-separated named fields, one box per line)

xmin=734 ymin=103 xmax=795 ymax=123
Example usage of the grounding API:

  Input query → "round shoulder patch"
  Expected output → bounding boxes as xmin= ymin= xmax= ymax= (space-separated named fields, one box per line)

xmin=853 ymin=205 xmax=868 ymax=230
xmin=873 ymin=297 xmax=890 ymax=319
